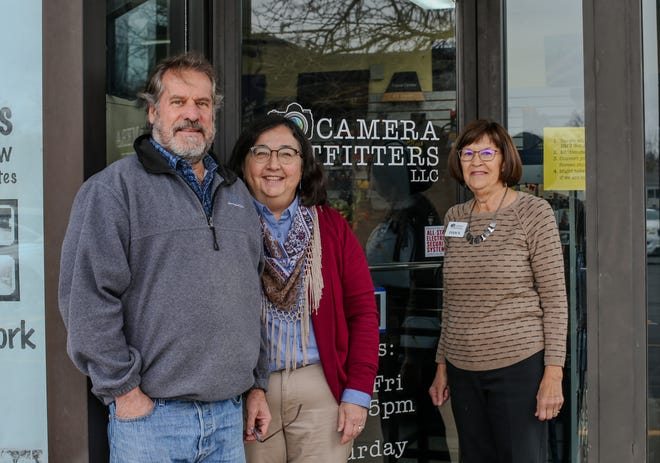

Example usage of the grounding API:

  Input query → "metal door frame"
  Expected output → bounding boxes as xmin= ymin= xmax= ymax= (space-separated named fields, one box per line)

xmin=583 ymin=0 xmax=647 ymax=461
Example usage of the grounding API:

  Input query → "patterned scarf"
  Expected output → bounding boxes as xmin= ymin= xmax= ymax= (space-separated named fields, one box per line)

xmin=261 ymin=205 xmax=323 ymax=371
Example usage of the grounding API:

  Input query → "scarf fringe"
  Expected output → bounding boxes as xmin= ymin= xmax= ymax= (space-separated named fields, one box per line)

xmin=263 ymin=206 xmax=324 ymax=372
xmin=305 ymin=207 xmax=324 ymax=315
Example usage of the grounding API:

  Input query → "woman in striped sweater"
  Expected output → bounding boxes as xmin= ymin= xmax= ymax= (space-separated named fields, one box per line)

xmin=429 ymin=119 xmax=568 ymax=463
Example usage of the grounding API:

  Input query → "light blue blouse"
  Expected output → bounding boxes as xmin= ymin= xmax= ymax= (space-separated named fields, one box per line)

xmin=253 ymin=197 xmax=370 ymax=408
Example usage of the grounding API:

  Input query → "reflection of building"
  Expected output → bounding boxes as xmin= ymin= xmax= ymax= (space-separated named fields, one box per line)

xmin=515 ymin=131 xmax=544 ymax=185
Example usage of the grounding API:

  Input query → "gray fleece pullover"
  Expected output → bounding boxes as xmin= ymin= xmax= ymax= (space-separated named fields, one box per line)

xmin=59 ymin=135 xmax=268 ymax=405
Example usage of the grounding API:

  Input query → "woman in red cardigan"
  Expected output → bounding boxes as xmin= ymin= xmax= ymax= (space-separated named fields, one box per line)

xmin=229 ymin=114 xmax=380 ymax=463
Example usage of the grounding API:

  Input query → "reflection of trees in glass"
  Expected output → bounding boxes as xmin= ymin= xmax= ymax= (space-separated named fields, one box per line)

xmin=568 ymin=111 xmax=584 ymax=127
xmin=249 ymin=0 xmax=454 ymax=54
xmin=647 ymin=137 xmax=659 ymax=172
xmin=108 ymin=0 xmax=169 ymax=98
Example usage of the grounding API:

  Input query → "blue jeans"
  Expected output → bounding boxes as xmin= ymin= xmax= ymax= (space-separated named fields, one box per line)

xmin=108 ymin=396 xmax=245 ymax=463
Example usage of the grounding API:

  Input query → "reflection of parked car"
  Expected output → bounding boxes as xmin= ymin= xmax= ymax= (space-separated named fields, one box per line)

xmin=647 ymin=208 xmax=660 ymax=255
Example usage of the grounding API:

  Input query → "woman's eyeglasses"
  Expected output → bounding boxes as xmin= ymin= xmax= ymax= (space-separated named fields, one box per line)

xmin=458 ymin=148 xmax=498 ymax=162
xmin=252 ymin=404 xmax=303 ymax=443
xmin=249 ymin=145 xmax=301 ymax=165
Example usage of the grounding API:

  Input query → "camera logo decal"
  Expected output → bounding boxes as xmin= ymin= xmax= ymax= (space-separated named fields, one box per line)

xmin=268 ymin=103 xmax=315 ymax=138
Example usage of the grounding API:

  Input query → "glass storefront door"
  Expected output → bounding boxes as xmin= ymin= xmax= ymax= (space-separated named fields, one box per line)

xmin=506 ymin=0 xmax=586 ymax=461
xmin=241 ymin=1 xmax=458 ymax=461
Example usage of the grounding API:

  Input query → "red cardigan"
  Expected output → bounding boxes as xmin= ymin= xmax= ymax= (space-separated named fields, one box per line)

xmin=311 ymin=205 xmax=380 ymax=403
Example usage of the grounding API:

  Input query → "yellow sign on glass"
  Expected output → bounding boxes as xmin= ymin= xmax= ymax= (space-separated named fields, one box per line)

xmin=543 ymin=127 xmax=585 ymax=191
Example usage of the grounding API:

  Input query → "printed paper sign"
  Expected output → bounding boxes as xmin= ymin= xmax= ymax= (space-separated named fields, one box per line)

xmin=424 ymin=226 xmax=445 ymax=257
xmin=543 ymin=127 xmax=585 ymax=191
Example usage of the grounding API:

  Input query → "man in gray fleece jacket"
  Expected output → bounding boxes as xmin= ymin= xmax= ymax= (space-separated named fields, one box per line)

xmin=58 ymin=53 xmax=270 ymax=462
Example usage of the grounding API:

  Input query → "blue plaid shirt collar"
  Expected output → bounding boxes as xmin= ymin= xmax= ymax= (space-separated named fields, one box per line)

xmin=150 ymin=138 xmax=218 ymax=173
xmin=150 ymin=138 xmax=219 ymax=217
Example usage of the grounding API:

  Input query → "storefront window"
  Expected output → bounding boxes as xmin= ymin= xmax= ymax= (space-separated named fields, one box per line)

xmin=0 ymin=1 xmax=47 ymax=459
xmin=242 ymin=1 xmax=457 ymax=460
xmin=643 ymin=0 xmax=660 ymax=459
xmin=106 ymin=0 xmax=185 ymax=164
xmin=506 ymin=0 xmax=586 ymax=461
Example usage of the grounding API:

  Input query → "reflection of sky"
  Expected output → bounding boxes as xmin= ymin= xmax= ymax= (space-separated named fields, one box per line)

xmin=0 ymin=3 xmax=42 ymax=117
xmin=0 ymin=2 xmax=44 ymax=207
xmin=644 ymin=0 xmax=659 ymax=156
xmin=506 ymin=0 xmax=584 ymax=136
xmin=507 ymin=0 xmax=583 ymax=88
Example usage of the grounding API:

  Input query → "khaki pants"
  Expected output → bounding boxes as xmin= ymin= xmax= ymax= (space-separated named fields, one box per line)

xmin=245 ymin=364 xmax=353 ymax=463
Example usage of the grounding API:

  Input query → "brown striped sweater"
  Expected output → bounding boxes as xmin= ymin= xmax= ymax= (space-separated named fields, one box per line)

xmin=436 ymin=191 xmax=568 ymax=371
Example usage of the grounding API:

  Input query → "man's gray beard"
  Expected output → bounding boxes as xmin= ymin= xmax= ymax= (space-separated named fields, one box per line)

xmin=152 ymin=122 xmax=214 ymax=164
xmin=168 ymin=135 xmax=210 ymax=164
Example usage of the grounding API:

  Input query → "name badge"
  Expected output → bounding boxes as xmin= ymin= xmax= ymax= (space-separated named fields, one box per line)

xmin=445 ymin=221 xmax=468 ymax=237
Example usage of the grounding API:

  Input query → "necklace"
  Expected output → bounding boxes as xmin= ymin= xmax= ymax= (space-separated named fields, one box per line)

xmin=465 ymin=186 xmax=509 ymax=244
